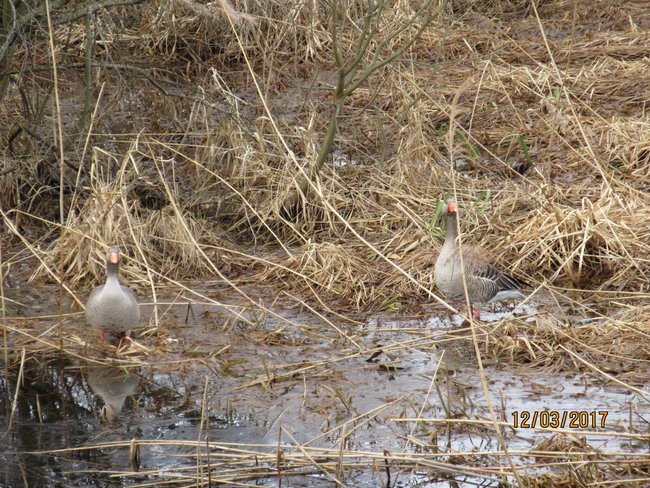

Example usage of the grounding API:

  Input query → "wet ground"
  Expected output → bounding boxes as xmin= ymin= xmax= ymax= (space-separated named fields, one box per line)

xmin=0 ymin=281 xmax=648 ymax=487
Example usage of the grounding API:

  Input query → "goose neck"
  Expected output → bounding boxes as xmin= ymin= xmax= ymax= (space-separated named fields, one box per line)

xmin=445 ymin=212 xmax=460 ymax=242
xmin=106 ymin=262 xmax=121 ymax=284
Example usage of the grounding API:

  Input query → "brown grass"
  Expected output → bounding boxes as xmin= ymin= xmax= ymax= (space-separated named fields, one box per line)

xmin=1 ymin=0 xmax=649 ymax=486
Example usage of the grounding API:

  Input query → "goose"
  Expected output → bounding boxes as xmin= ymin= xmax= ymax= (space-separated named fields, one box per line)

xmin=85 ymin=246 xmax=140 ymax=344
xmin=434 ymin=199 xmax=526 ymax=319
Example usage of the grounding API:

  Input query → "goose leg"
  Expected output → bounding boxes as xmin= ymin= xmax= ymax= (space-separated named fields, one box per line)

xmin=122 ymin=330 xmax=133 ymax=348
xmin=99 ymin=330 xmax=106 ymax=346
xmin=473 ymin=305 xmax=481 ymax=321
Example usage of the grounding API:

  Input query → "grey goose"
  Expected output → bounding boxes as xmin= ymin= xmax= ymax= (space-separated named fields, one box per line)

xmin=434 ymin=199 xmax=526 ymax=319
xmin=85 ymin=246 xmax=140 ymax=344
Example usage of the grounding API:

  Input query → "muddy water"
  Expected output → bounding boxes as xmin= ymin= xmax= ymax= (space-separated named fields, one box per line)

xmin=0 ymin=282 xmax=648 ymax=487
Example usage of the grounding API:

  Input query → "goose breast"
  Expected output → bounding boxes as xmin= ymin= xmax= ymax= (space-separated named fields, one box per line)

xmin=85 ymin=283 xmax=140 ymax=336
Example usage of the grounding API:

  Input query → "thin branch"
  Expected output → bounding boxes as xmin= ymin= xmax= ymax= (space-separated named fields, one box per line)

xmin=51 ymin=0 xmax=145 ymax=26
xmin=0 ymin=0 xmax=17 ymax=62
xmin=346 ymin=1 xmax=444 ymax=94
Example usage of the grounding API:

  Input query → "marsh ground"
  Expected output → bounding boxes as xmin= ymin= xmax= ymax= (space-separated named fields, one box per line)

xmin=1 ymin=0 xmax=649 ymax=486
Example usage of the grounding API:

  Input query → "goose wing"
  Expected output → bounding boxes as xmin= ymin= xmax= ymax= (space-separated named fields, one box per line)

xmin=472 ymin=262 xmax=526 ymax=292
xmin=463 ymin=246 xmax=527 ymax=302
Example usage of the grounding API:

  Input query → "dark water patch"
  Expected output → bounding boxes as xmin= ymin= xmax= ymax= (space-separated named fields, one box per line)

xmin=0 ymin=361 xmax=259 ymax=487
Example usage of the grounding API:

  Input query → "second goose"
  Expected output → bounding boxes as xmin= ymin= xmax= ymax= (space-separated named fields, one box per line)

xmin=434 ymin=199 xmax=526 ymax=319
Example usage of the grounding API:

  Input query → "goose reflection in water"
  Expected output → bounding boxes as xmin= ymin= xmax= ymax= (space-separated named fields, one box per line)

xmin=85 ymin=363 xmax=140 ymax=421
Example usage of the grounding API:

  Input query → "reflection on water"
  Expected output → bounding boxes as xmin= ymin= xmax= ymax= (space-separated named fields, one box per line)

xmin=85 ymin=362 xmax=140 ymax=421
xmin=0 ymin=285 xmax=647 ymax=487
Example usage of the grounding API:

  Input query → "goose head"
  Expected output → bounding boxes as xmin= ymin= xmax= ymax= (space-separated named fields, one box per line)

xmin=442 ymin=198 xmax=458 ymax=216
xmin=106 ymin=246 xmax=122 ymax=275
xmin=442 ymin=198 xmax=460 ymax=237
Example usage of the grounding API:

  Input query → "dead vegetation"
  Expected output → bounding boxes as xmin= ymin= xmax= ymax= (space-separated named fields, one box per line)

xmin=1 ymin=0 xmax=649 ymax=486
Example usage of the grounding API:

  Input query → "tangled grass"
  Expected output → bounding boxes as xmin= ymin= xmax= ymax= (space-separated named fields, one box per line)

xmin=1 ymin=0 xmax=649 ymax=486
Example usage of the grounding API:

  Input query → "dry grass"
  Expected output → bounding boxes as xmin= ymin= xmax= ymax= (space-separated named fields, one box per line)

xmin=1 ymin=0 xmax=649 ymax=486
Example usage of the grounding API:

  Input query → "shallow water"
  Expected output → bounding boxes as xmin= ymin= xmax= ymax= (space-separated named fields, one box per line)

xmin=0 ymin=283 xmax=648 ymax=487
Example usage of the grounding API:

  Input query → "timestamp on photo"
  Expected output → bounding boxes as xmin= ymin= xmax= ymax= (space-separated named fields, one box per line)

xmin=512 ymin=410 xmax=608 ymax=429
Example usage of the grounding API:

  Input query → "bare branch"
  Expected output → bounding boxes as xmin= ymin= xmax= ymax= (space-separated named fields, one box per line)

xmin=51 ymin=0 xmax=145 ymax=26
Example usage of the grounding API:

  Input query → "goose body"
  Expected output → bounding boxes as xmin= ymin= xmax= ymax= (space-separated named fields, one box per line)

xmin=434 ymin=199 xmax=525 ymax=317
xmin=85 ymin=246 xmax=140 ymax=341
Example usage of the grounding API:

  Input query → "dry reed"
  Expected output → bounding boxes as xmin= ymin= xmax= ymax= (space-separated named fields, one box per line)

xmin=1 ymin=0 xmax=648 ymax=486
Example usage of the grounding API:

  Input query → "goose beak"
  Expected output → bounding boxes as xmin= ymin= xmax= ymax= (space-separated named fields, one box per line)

xmin=109 ymin=252 xmax=120 ymax=264
xmin=447 ymin=202 xmax=457 ymax=213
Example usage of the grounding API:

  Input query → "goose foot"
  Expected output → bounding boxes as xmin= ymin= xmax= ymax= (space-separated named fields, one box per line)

xmin=119 ymin=334 xmax=133 ymax=349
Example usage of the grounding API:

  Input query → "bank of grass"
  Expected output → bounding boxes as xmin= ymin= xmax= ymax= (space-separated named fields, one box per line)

xmin=1 ymin=0 xmax=649 ymax=486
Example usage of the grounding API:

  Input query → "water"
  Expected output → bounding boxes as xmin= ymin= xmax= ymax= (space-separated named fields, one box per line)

xmin=1 ymin=284 xmax=648 ymax=487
